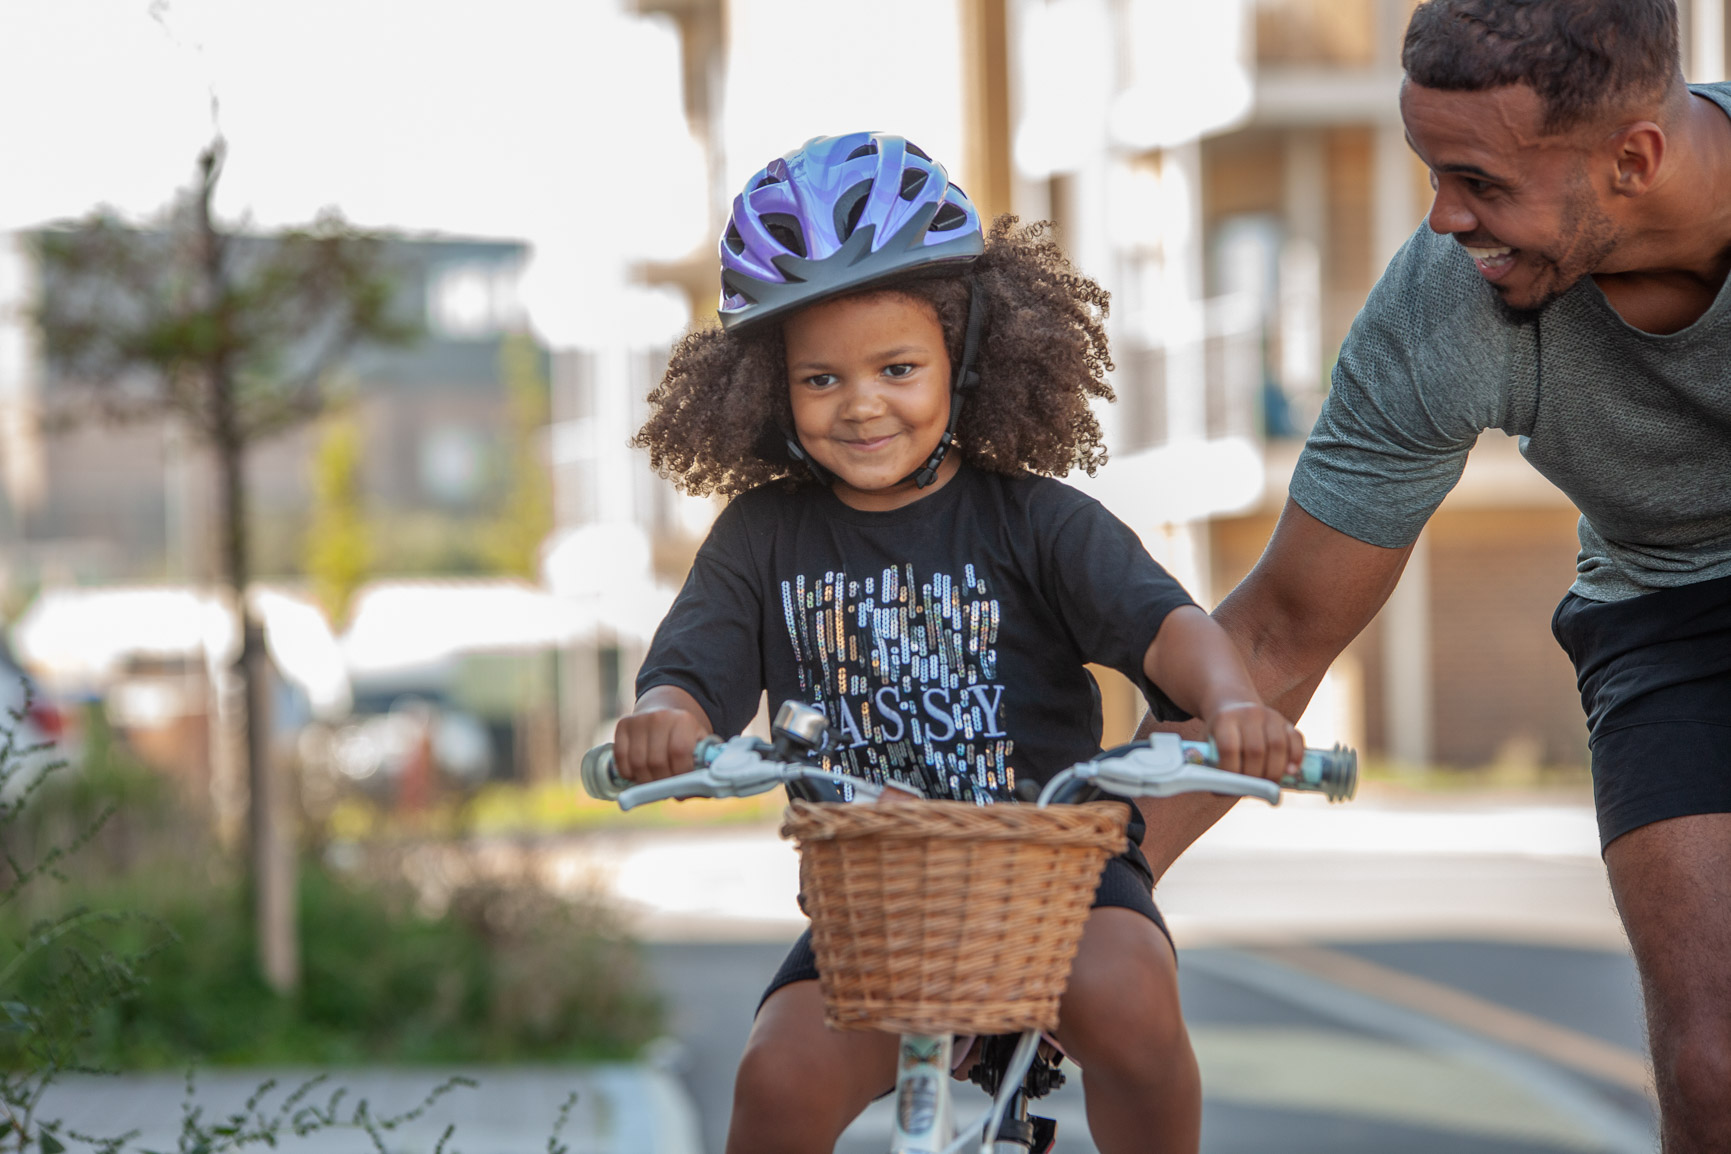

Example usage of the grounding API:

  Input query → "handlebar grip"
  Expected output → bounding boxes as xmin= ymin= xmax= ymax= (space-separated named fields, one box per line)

xmin=1284 ymin=745 xmax=1357 ymax=802
xmin=580 ymin=743 xmax=626 ymax=801
xmin=1183 ymin=738 xmax=1358 ymax=803
xmin=579 ymin=736 xmax=729 ymax=803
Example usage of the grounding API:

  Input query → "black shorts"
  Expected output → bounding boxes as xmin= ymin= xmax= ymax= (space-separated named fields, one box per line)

xmin=760 ymin=852 xmax=1169 ymax=1011
xmin=1552 ymin=572 xmax=1731 ymax=852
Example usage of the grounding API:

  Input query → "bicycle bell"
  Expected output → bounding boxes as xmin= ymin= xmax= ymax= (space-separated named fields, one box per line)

xmin=772 ymin=700 xmax=830 ymax=759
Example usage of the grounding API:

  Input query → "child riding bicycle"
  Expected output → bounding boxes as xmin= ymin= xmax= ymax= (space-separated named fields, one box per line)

xmin=613 ymin=132 xmax=1303 ymax=1154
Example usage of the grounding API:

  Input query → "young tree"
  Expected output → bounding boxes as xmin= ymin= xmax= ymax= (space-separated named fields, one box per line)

xmin=305 ymin=411 xmax=371 ymax=626
xmin=31 ymin=140 xmax=416 ymax=994
xmin=481 ymin=333 xmax=553 ymax=580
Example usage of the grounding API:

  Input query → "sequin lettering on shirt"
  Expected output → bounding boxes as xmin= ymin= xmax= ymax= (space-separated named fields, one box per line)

xmin=781 ymin=566 xmax=1011 ymax=801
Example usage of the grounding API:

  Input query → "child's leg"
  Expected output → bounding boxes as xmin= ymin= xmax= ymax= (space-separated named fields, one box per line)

xmin=725 ymin=979 xmax=899 ymax=1154
xmin=1053 ymin=906 xmax=1202 ymax=1154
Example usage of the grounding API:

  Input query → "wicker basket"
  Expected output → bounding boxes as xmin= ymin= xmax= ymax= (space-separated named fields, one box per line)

xmin=779 ymin=799 xmax=1128 ymax=1036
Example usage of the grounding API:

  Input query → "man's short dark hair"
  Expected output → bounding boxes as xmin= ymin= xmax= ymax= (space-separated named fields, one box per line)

xmin=1403 ymin=0 xmax=1681 ymax=132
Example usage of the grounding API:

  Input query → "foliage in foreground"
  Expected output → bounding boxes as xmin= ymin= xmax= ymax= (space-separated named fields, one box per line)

xmin=1 ymin=723 xmax=660 ymax=1070
xmin=3 ymin=866 xmax=659 ymax=1070
xmin=0 ymin=696 xmax=658 ymax=1154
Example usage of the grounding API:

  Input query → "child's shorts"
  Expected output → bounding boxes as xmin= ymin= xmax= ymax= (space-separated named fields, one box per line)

xmin=1551 ymin=572 xmax=1731 ymax=853
xmin=758 ymin=852 xmax=1170 ymax=1012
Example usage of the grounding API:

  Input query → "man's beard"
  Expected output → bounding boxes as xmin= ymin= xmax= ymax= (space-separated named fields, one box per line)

xmin=1492 ymin=182 xmax=1621 ymax=318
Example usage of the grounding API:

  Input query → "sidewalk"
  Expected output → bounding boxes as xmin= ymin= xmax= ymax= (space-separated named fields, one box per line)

xmin=38 ymin=1066 xmax=701 ymax=1154
xmin=1160 ymin=786 xmax=1623 ymax=947
xmin=535 ymin=784 xmax=1625 ymax=948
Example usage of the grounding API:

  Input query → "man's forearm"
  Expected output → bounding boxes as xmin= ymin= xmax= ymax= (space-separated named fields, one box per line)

xmin=1133 ymin=500 xmax=1410 ymax=880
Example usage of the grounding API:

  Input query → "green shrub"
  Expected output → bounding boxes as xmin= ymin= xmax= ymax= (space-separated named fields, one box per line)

xmin=0 ymin=715 xmax=661 ymax=1070
xmin=0 ymin=689 xmax=576 ymax=1154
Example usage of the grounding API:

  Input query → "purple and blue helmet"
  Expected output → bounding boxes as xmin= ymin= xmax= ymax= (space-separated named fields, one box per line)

xmin=717 ymin=132 xmax=984 ymax=332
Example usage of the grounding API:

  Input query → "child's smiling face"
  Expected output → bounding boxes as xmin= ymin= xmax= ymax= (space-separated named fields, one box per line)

xmin=784 ymin=291 xmax=958 ymax=511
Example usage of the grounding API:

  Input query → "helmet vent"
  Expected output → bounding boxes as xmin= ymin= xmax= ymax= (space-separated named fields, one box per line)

xmin=899 ymin=169 xmax=928 ymax=200
xmin=846 ymin=141 xmax=880 ymax=161
xmin=931 ymin=201 xmax=969 ymax=232
xmin=761 ymin=213 xmax=808 ymax=258
xmin=835 ymin=181 xmax=872 ymax=240
xmin=754 ymin=173 xmax=785 ymax=190
xmin=905 ymin=141 xmax=931 ymax=161
xmin=724 ymin=223 xmax=745 ymax=255
xmin=720 ymin=273 xmax=757 ymax=307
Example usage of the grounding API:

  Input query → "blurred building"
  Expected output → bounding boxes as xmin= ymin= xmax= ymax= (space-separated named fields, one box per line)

xmin=591 ymin=0 xmax=1730 ymax=772
xmin=0 ymin=230 xmax=570 ymax=795
xmin=0 ymin=233 xmax=538 ymax=589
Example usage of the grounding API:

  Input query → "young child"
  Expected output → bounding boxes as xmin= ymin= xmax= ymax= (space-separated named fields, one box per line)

xmin=615 ymin=132 xmax=1302 ymax=1154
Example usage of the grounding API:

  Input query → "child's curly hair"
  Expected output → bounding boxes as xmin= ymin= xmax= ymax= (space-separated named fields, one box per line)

xmin=633 ymin=216 xmax=1114 ymax=498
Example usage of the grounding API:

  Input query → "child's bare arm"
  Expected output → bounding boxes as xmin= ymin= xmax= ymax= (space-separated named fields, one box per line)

xmin=613 ymin=685 xmax=714 ymax=783
xmin=1142 ymin=606 xmax=1303 ymax=782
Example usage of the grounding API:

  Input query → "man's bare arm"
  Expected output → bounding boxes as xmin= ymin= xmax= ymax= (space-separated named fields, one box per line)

xmin=1134 ymin=499 xmax=1413 ymax=879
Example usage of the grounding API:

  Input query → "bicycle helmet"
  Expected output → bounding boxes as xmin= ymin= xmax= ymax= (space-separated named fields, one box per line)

xmin=719 ymin=132 xmax=988 ymax=489
xmin=718 ymin=132 xmax=984 ymax=333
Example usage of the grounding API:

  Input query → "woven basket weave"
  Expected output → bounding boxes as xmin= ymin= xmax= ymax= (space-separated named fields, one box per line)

xmin=779 ymin=799 xmax=1129 ymax=1036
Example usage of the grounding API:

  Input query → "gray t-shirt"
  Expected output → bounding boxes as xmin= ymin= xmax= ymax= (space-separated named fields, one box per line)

xmin=1290 ymin=81 xmax=1731 ymax=602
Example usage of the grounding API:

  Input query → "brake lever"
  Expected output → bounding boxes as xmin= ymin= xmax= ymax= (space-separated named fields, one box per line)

xmin=617 ymin=770 xmax=727 ymax=811
xmin=1042 ymin=734 xmax=1283 ymax=806
xmin=616 ymin=736 xmax=888 ymax=810
xmin=1092 ymin=755 xmax=1283 ymax=805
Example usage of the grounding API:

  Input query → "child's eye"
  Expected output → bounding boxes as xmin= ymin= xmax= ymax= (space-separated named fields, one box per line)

xmin=883 ymin=363 xmax=915 ymax=379
xmin=804 ymin=373 xmax=839 ymax=389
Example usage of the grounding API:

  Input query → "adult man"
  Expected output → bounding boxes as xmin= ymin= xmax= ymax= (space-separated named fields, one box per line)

xmin=1140 ymin=1 xmax=1731 ymax=1147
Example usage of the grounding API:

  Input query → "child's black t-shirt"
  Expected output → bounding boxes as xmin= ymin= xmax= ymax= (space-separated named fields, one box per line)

xmin=636 ymin=464 xmax=1197 ymax=818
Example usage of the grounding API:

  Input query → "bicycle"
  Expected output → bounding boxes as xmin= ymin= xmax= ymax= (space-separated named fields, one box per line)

xmin=583 ymin=702 xmax=1355 ymax=1154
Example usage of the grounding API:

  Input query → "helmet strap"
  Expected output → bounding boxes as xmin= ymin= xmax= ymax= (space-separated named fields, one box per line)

xmin=907 ymin=282 xmax=986 ymax=489
xmin=784 ymin=433 xmax=837 ymax=488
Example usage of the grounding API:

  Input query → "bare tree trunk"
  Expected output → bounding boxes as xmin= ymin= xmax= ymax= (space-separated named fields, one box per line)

xmin=200 ymin=144 xmax=298 ymax=995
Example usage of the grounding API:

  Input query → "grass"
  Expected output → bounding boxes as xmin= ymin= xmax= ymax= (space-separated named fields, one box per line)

xmin=1356 ymin=756 xmax=1592 ymax=796
xmin=322 ymin=778 xmax=787 ymax=844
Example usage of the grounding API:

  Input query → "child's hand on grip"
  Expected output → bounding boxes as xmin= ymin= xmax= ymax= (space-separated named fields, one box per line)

xmin=612 ymin=700 xmax=712 ymax=782
xmin=1204 ymin=701 xmax=1303 ymax=782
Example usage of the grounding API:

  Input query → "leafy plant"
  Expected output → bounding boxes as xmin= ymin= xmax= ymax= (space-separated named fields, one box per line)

xmin=480 ymin=334 xmax=554 ymax=580
xmin=0 ymin=694 xmax=500 ymax=1154
xmin=304 ymin=411 xmax=372 ymax=626
xmin=0 ymin=685 xmax=157 ymax=1153
xmin=0 ymin=686 xmax=663 ymax=1152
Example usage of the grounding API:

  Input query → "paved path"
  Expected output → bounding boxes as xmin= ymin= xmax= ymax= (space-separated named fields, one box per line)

xmin=649 ymin=937 xmax=1654 ymax=1154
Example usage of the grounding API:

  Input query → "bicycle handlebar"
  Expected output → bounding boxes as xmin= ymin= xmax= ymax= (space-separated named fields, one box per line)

xmin=1035 ymin=733 xmax=1355 ymax=806
xmin=583 ymin=734 xmax=893 ymax=811
xmin=581 ymin=710 xmax=1356 ymax=810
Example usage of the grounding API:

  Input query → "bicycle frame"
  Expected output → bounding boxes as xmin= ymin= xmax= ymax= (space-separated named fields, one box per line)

xmin=891 ymin=1034 xmax=955 ymax=1153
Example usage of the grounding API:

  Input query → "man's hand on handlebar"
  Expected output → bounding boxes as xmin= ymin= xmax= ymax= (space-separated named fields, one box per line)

xmin=612 ymin=686 xmax=713 ymax=782
xmin=1202 ymin=700 xmax=1304 ymax=783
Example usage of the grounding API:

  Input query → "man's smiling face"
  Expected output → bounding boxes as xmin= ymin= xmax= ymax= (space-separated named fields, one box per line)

xmin=1402 ymin=80 xmax=1623 ymax=312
